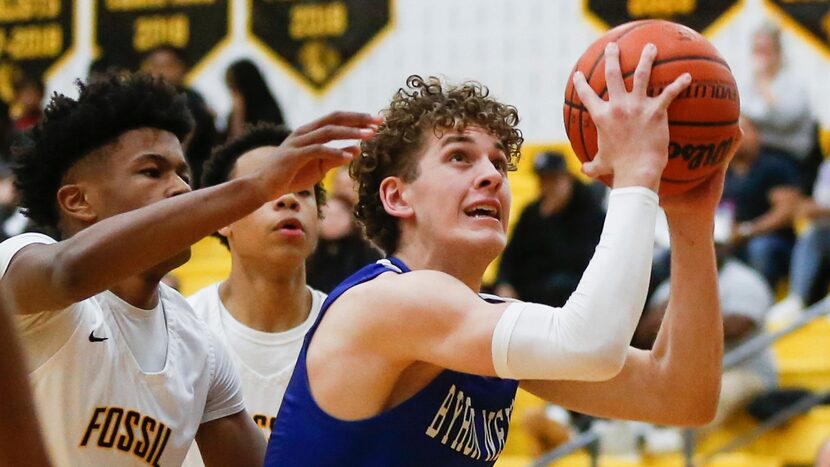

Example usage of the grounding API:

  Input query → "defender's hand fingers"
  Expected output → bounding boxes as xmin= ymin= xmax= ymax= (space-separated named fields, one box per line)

xmin=631 ymin=43 xmax=657 ymax=96
xmin=291 ymin=125 xmax=376 ymax=147
xmin=655 ymin=73 xmax=692 ymax=110
xmin=294 ymin=111 xmax=382 ymax=135
xmin=572 ymin=72 xmax=603 ymax=113
xmin=604 ymin=42 xmax=626 ymax=99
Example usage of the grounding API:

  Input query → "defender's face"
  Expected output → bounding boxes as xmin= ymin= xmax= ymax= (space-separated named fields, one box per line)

xmin=403 ymin=127 xmax=511 ymax=256
xmin=223 ymin=147 xmax=320 ymax=263
xmin=90 ymin=128 xmax=191 ymax=219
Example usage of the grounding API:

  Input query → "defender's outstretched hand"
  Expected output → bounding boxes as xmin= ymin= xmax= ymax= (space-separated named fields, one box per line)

xmin=257 ymin=111 xmax=382 ymax=200
xmin=572 ymin=42 xmax=692 ymax=190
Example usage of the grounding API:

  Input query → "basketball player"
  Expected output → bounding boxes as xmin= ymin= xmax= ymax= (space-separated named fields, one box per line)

xmin=0 ymin=299 xmax=52 ymax=467
xmin=265 ymin=43 xmax=729 ymax=465
xmin=0 ymin=73 xmax=378 ymax=466
xmin=181 ymin=123 xmax=328 ymax=466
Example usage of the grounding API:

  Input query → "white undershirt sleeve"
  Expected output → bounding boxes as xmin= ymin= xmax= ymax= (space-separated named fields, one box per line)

xmin=492 ymin=187 xmax=659 ymax=381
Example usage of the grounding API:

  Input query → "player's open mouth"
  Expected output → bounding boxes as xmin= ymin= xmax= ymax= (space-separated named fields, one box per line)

xmin=463 ymin=203 xmax=500 ymax=220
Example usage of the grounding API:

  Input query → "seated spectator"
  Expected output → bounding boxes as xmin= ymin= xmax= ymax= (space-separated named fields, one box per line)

xmin=306 ymin=193 xmax=381 ymax=293
xmin=769 ymin=158 xmax=830 ymax=324
xmin=494 ymin=150 xmax=605 ymax=306
xmin=741 ymin=23 xmax=816 ymax=189
xmin=142 ymin=45 xmax=218 ymax=183
xmin=634 ymin=214 xmax=778 ymax=453
xmin=225 ymin=59 xmax=285 ymax=140
xmin=723 ymin=117 xmax=801 ymax=288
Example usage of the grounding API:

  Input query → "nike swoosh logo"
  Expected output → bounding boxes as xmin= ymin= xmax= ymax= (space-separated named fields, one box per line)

xmin=88 ymin=330 xmax=108 ymax=342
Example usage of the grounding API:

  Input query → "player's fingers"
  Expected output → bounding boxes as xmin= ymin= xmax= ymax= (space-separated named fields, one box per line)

xmin=294 ymin=111 xmax=382 ymax=135
xmin=572 ymin=72 xmax=603 ymax=113
xmin=291 ymin=125 xmax=376 ymax=147
xmin=631 ymin=43 xmax=657 ymax=96
xmin=604 ymin=42 xmax=626 ymax=99
xmin=655 ymin=73 xmax=692 ymax=110
xmin=289 ymin=144 xmax=356 ymax=164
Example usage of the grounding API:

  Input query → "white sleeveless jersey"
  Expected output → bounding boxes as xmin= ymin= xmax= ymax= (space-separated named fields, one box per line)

xmin=0 ymin=234 xmax=245 ymax=467
xmin=182 ymin=282 xmax=324 ymax=467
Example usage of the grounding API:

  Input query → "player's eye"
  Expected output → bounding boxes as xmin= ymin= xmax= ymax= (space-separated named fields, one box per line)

xmin=298 ymin=190 xmax=312 ymax=197
xmin=139 ymin=168 xmax=161 ymax=178
xmin=492 ymin=157 xmax=509 ymax=173
xmin=449 ymin=152 xmax=467 ymax=163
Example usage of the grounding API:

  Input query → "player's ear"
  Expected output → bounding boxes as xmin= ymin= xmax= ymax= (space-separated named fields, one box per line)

xmin=379 ymin=176 xmax=413 ymax=220
xmin=56 ymin=184 xmax=98 ymax=224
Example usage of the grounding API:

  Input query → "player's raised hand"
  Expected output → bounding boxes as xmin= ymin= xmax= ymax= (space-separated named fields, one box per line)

xmin=572 ymin=42 xmax=691 ymax=190
xmin=257 ymin=111 xmax=382 ymax=199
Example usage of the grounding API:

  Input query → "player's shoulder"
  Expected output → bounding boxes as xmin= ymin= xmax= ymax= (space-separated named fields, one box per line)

xmin=0 ymin=232 xmax=56 ymax=277
xmin=186 ymin=282 xmax=222 ymax=318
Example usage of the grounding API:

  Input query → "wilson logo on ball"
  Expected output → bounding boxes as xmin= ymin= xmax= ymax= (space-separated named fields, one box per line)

xmin=668 ymin=136 xmax=735 ymax=170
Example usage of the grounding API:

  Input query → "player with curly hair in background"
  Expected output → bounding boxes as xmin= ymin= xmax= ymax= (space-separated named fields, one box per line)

xmin=266 ymin=43 xmax=729 ymax=466
xmin=0 ymin=72 xmax=378 ymax=466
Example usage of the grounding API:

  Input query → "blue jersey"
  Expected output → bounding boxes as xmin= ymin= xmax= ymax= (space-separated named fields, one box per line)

xmin=264 ymin=257 xmax=519 ymax=466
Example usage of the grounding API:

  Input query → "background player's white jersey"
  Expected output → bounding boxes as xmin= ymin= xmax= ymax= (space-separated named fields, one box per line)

xmin=182 ymin=282 xmax=324 ymax=467
xmin=0 ymin=234 xmax=245 ymax=467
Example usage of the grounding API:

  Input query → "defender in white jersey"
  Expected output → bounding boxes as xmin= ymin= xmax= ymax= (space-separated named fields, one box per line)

xmin=182 ymin=124 xmax=328 ymax=466
xmin=0 ymin=73 xmax=379 ymax=466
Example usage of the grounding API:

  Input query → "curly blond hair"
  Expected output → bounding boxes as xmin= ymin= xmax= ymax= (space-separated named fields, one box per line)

xmin=352 ymin=75 xmax=523 ymax=254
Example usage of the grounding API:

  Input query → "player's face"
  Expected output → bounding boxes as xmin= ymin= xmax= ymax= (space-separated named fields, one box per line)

xmin=403 ymin=127 xmax=511 ymax=258
xmin=72 ymin=127 xmax=191 ymax=268
xmin=87 ymin=128 xmax=191 ymax=219
xmin=222 ymin=147 xmax=320 ymax=264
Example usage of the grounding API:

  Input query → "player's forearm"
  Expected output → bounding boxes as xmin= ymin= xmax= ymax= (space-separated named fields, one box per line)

xmin=492 ymin=188 xmax=658 ymax=381
xmin=653 ymin=216 xmax=722 ymax=423
xmin=53 ymin=176 xmax=267 ymax=301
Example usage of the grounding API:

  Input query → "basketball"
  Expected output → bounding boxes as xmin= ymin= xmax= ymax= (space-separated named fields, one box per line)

xmin=563 ymin=20 xmax=740 ymax=196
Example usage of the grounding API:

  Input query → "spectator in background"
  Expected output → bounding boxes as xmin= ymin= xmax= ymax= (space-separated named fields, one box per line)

xmin=225 ymin=59 xmax=286 ymax=140
xmin=741 ymin=23 xmax=817 ymax=190
xmin=634 ymin=212 xmax=777 ymax=454
xmin=142 ymin=45 xmax=218 ymax=184
xmin=11 ymin=76 xmax=44 ymax=131
xmin=769 ymin=158 xmax=830 ymax=324
xmin=306 ymin=192 xmax=381 ymax=293
xmin=723 ymin=117 xmax=801 ymax=288
xmin=494 ymin=151 xmax=605 ymax=306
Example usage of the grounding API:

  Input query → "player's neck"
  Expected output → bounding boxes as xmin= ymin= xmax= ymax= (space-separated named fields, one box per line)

xmin=396 ymin=246 xmax=485 ymax=291
xmin=219 ymin=263 xmax=311 ymax=333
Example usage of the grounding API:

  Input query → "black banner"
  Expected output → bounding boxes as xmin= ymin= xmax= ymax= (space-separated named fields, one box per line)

xmin=251 ymin=0 xmax=391 ymax=90
xmin=586 ymin=0 xmax=740 ymax=33
xmin=94 ymin=0 xmax=228 ymax=72
xmin=0 ymin=0 xmax=75 ymax=102
xmin=767 ymin=0 xmax=830 ymax=55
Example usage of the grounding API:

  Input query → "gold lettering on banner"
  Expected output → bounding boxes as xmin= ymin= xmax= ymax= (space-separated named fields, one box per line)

xmin=5 ymin=24 xmax=62 ymax=60
xmin=105 ymin=0 xmax=215 ymax=12
xmin=627 ymin=0 xmax=696 ymax=17
xmin=289 ymin=2 xmax=348 ymax=40
xmin=0 ymin=0 xmax=61 ymax=23
xmin=133 ymin=14 xmax=189 ymax=51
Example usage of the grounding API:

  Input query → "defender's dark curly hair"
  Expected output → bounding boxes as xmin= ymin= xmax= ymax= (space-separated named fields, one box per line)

xmin=200 ymin=122 xmax=325 ymax=248
xmin=352 ymin=75 xmax=523 ymax=254
xmin=13 ymin=72 xmax=193 ymax=233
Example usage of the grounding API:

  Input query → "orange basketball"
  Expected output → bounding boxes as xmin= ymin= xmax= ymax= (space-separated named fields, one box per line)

xmin=563 ymin=20 xmax=740 ymax=196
